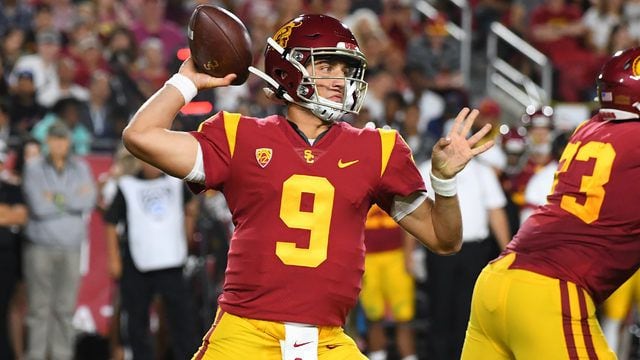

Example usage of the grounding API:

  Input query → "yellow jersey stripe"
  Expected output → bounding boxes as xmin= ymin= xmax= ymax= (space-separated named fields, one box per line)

xmin=378 ymin=129 xmax=396 ymax=177
xmin=223 ymin=111 xmax=241 ymax=158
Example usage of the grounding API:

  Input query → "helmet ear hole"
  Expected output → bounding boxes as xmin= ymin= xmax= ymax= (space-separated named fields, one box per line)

xmin=275 ymin=69 xmax=287 ymax=80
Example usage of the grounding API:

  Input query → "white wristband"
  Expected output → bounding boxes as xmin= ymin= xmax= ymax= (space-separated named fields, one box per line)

xmin=165 ymin=73 xmax=198 ymax=104
xmin=430 ymin=171 xmax=457 ymax=197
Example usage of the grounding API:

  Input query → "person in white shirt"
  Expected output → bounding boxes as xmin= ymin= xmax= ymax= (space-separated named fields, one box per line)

xmin=417 ymin=158 xmax=511 ymax=360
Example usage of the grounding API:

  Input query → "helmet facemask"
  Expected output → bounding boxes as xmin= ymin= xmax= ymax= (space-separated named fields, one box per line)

xmin=293 ymin=48 xmax=368 ymax=122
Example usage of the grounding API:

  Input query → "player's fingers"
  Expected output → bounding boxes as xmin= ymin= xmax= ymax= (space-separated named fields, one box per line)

xmin=460 ymin=109 xmax=479 ymax=137
xmin=471 ymin=139 xmax=495 ymax=156
xmin=447 ymin=107 xmax=470 ymax=137
xmin=433 ymin=136 xmax=452 ymax=151
xmin=203 ymin=73 xmax=236 ymax=88
xmin=466 ymin=124 xmax=492 ymax=147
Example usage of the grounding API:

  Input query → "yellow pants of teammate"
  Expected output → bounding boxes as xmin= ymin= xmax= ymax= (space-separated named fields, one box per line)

xmin=462 ymin=253 xmax=616 ymax=360
xmin=359 ymin=249 xmax=415 ymax=322
xmin=601 ymin=269 xmax=640 ymax=321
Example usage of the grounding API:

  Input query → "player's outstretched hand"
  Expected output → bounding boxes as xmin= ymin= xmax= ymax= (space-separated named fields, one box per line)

xmin=431 ymin=107 xmax=494 ymax=179
xmin=178 ymin=57 xmax=237 ymax=90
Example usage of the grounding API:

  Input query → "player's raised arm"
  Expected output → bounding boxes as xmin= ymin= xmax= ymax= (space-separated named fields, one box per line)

xmin=122 ymin=58 xmax=236 ymax=178
xmin=398 ymin=108 xmax=494 ymax=254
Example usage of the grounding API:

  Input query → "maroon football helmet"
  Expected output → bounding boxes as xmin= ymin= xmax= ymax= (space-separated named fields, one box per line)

xmin=249 ymin=14 xmax=368 ymax=122
xmin=597 ymin=47 xmax=640 ymax=118
xmin=520 ymin=105 xmax=554 ymax=129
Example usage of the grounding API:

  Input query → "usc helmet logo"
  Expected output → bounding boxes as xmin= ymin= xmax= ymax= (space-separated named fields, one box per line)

xmin=633 ymin=56 xmax=640 ymax=77
xmin=273 ymin=20 xmax=302 ymax=48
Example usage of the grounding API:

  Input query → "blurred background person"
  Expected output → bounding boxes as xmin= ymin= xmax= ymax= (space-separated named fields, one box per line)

xmin=104 ymin=161 xmax=198 ymax=360
xmin=8 ymin=29 xmax=62 ymax=108
xmin=0 ymin=147 xmax=28 ymax=360
xmin=22 ymin=121 xmax=96 ymax=360
xmin=359 ymin=205 xmax=418 ymax=360
xmin=418 ymin=154 xmax=510 ymax=360
xmin=520 ymin=131 xmax=571 ymax=223
xmin=32 ymin=97 xmax=93 ymax=156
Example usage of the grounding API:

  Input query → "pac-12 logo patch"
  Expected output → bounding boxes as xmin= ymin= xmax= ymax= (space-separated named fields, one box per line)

xmin=255 ymin=148 xmax=273 ymax=168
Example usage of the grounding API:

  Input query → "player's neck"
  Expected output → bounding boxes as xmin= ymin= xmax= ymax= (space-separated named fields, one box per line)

xmin=287 ymin=105 xmax=331 ymax=139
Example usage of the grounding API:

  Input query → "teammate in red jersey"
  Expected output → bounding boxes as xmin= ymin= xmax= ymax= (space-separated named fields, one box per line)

xmin=122 ymin=14 xmax=493 ymax=360
xmin=461 ymin=47 xmax=640 ymax=360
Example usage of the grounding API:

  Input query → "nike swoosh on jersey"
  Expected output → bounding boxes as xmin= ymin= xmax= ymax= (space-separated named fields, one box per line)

xmin=293 ymin=341 xmax=313 ymax=348
xmin=338 ymin=159 xmax=359 ymax=168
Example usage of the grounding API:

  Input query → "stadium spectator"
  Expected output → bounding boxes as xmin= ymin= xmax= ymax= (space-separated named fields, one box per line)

xmin=406 ymin=14 xmax=464 ymax=91
xmin=9 ymin=29 xmax=62 ymax=108
xmin=132 ymin=37 xmax=169 ymax=98
xmin=0 ymin=148 xmax=28 ymax=360
xmin=130 ymin=0 xmax=185 ymax=67
xmin=0 ymin=0 xmax=34 ymax=36
xmin=1 ymin=136 xmax=42 ymax=360
xmin=53 ymin=57 xmax=90 ymax=104
xmin=104 ymin=160 xmax=199 ymax=360
xmin=0 ymin=104 xmax=10 ymax=146
xmin=461 ymin=46 xmax=640 ymax=360
xmin=343 ymin=8 xmax=389 ymax=74
xmin=22 ymin=121 xmax=96 ymax=360
xmin=32 ymin=97 xmax=93 ymax=155
xmin=79 ymin=71 xmax=122 ymax=152
xmin=401 ymin=101 xmax=430 ymax=164
xmin=8 ymin=71 xmax=47 ymax=137
xmin=121 ymin=13 xmax=493 ymax=359
xmin=582 ymin=0 xmax=624 ymax=54
xmin=606 ymin=22 xmax=638 ymax=54
xmin=68 ymin=35 xmax=111 ymax=88
xmin=625 ymin=0 xmax=640 ymax=40
xmin=528 ymin=0 xmax=603 ymax=101
xmin=379 ymin=0 xmax=416 ymax=52
xmin=1 ymin=27 xmax=27 ymax=77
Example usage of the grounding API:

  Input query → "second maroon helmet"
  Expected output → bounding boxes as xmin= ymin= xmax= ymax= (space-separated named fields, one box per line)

xmin=597 ymin=47 xmax=640 ymax=118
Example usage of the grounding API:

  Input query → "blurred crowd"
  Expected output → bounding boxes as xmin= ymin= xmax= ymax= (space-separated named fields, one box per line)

xmin=1 ymin=0 xmax=640 ymax=359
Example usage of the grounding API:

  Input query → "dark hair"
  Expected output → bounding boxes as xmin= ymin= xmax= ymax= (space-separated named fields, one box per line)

xmin=13 ymin=136 xmax=41 ymax=175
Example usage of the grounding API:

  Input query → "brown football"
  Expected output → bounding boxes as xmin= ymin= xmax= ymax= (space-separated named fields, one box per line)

xmin=188 ymin=5 xmax=253 ymax=85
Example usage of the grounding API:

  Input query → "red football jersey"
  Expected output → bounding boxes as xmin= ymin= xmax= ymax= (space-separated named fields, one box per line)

xmin=506 ymin=114 xmax=640 ymax=304
xmin=190 ymin=111 xmax=425 ymax=326
xmin=364 ymin=204 xmax=404 ymax=253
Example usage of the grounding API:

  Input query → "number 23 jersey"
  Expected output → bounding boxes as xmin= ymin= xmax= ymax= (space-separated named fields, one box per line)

xmin=190 ymin=112 xmax=425 ymax=326
xmin=507 ymin=114 xmax=640 ymax=304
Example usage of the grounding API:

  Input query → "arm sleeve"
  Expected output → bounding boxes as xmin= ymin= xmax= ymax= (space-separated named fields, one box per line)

xmin=187 ymin=111 xmax=233 ymax=193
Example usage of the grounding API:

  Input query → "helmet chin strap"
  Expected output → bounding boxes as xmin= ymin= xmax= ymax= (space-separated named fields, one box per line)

xmin=248 ymin=66 xmax=295 ymax=103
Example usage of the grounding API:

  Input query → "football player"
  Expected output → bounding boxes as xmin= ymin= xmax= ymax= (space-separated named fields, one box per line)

xmin=123 ymin=14 xmax=493 ymax=359
xmin=461 ymin=47 xmax=640 ymax=359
